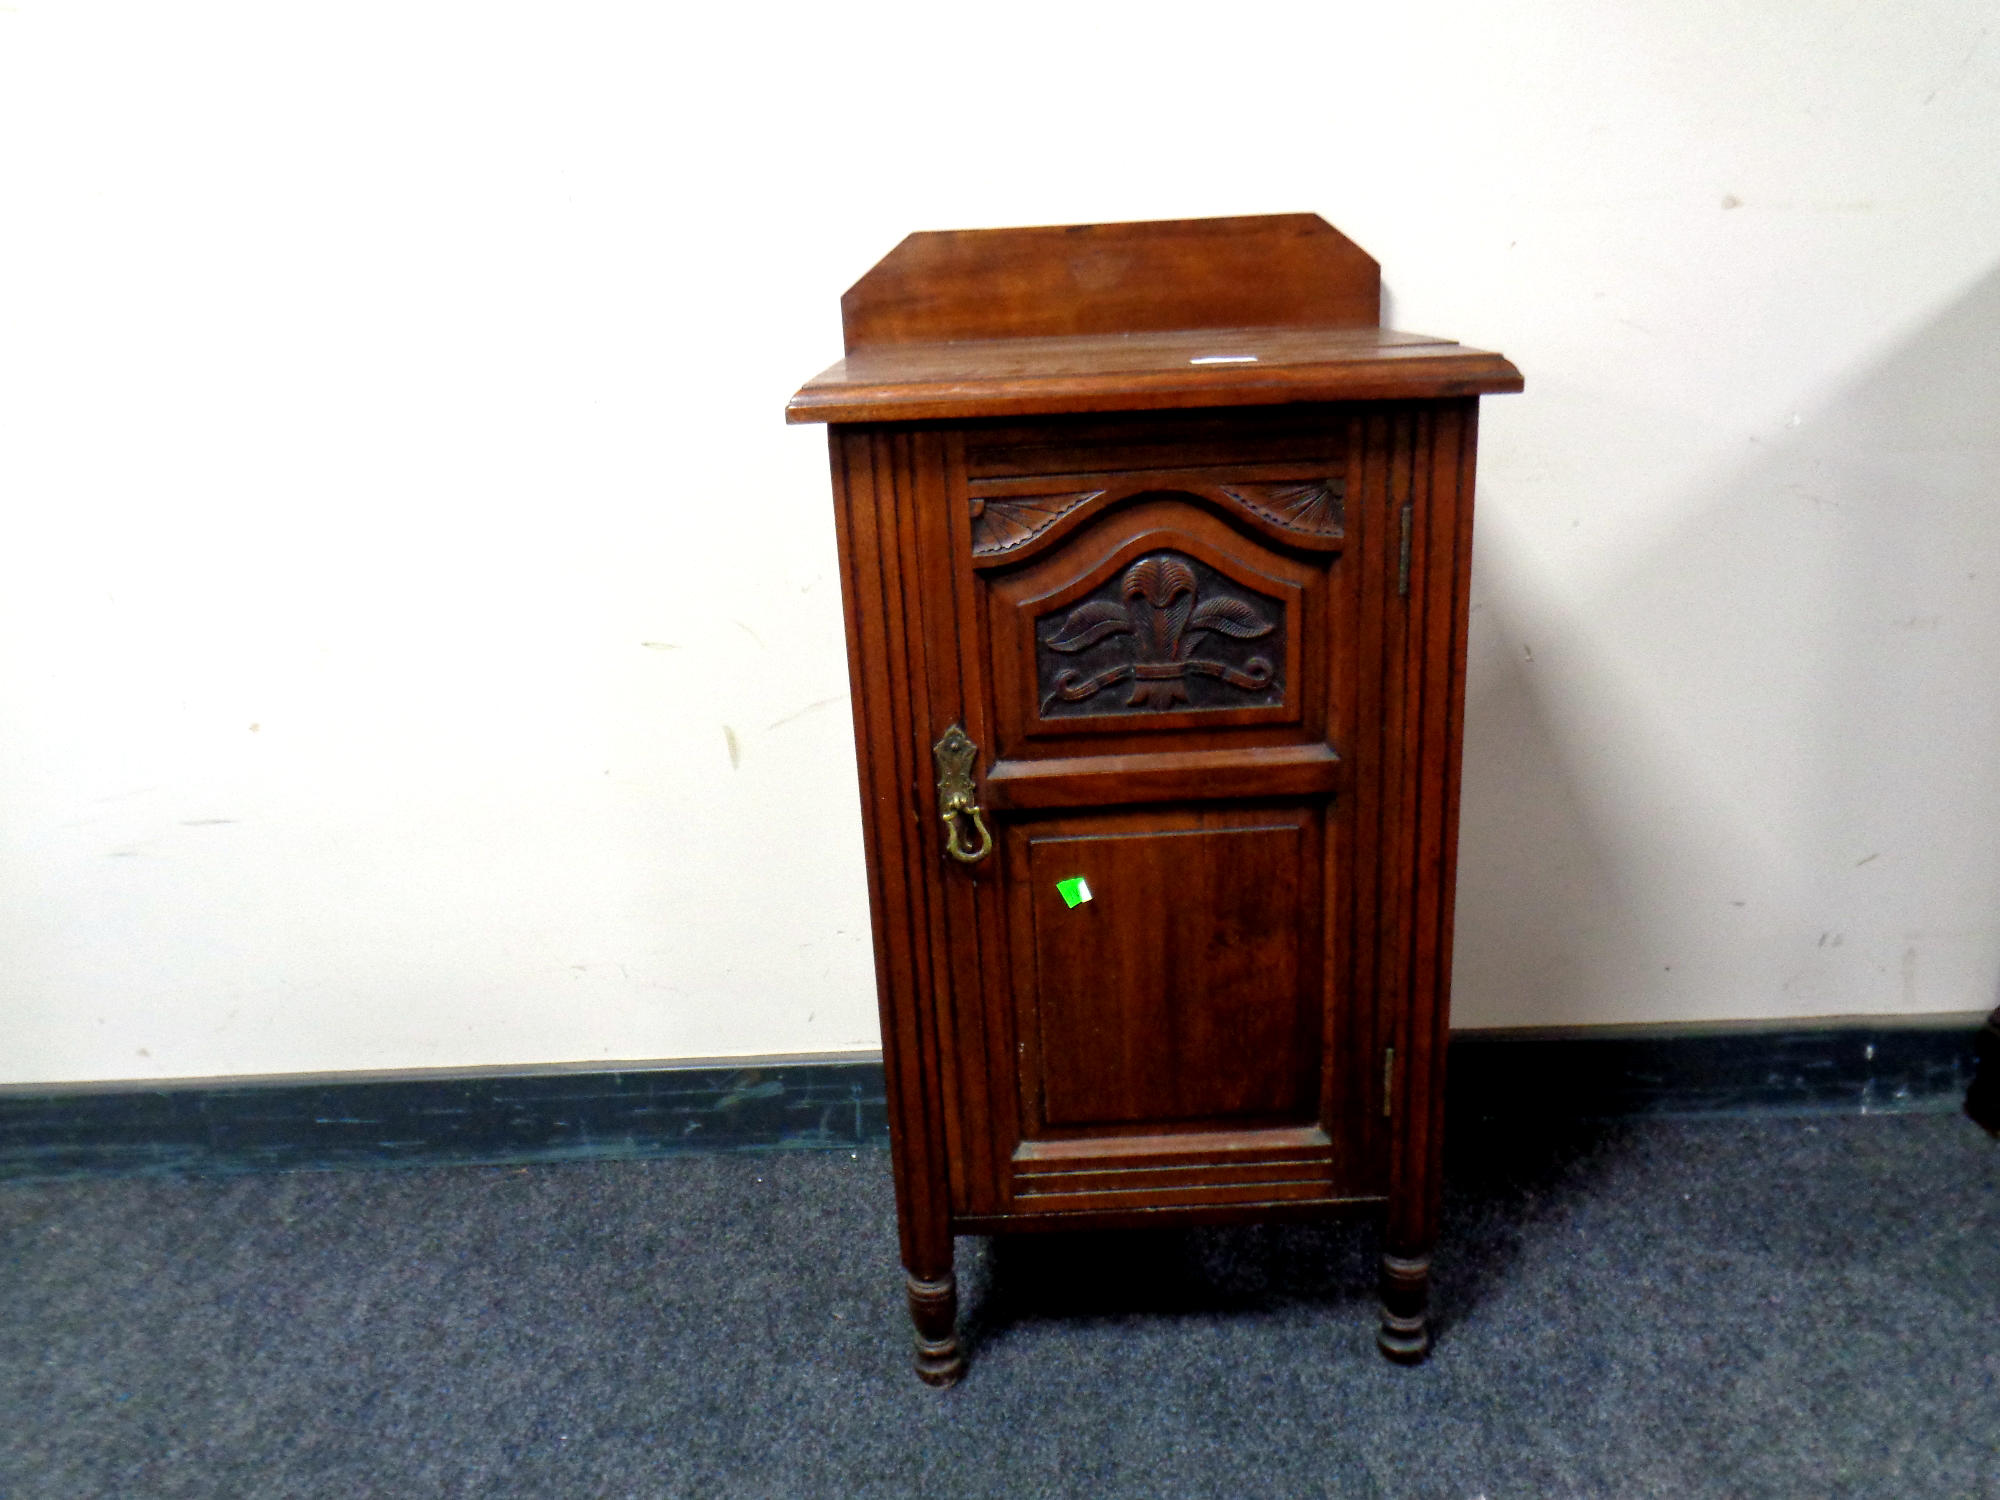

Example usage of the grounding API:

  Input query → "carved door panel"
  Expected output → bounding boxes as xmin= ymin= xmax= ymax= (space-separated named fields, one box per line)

xmin=940 ymin=413 xmax=1378 ymax=1222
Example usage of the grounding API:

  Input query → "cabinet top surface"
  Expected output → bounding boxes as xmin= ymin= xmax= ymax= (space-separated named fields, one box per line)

xmin=788 ymin=215 xmax=1518 ymax=425
xmin=786 ymin=325 xmax=1523 ymax=425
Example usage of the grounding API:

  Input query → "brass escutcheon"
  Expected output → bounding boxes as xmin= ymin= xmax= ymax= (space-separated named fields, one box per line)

xmin=931 ymin=724 xmax=993 ymax=865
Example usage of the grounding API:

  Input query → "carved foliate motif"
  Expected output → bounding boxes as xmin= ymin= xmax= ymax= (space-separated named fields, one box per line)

xmin=971 ymin=491 xmax=1105 ymax=556
xmin=1038 ymin=551 xmax=1283 ymax=716
xmin=1219 ymin=478 xmax=1345 ymax=539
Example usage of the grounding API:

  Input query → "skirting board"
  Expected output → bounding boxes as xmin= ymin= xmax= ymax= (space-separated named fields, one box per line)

xmin=0 ymin=1015 xmax=1987 ymax=1185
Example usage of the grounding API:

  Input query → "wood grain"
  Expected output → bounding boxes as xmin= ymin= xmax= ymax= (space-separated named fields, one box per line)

xmin=983 ymin=743 xmax=1340 ymax=812
xmin=1022 ymin=808 xmax=1320 ymax=1129
xmin=788 ymin=325 xmax=1520 ymax=424
xmin=839 ymin=213 xmax=1379 ymax=352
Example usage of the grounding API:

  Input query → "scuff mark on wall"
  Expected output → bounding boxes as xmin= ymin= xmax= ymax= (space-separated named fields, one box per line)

xmin=723 ymin=726 xmax=742 ymax=769
xmin=766 ymin=697 xmax=839 ymax=732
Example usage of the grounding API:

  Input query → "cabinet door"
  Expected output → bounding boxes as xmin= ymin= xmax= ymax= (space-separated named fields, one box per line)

xmin=1010 ymin=806 xmax=1322 ymax=1127
xmin=936 ymin=410 xmax=1385 ymax=1221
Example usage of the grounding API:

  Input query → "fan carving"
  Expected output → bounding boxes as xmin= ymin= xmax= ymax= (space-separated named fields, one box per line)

xmin=971 ymin=491 xmax=1105 ymax=556
xmin=1219 ymin=479 xmax=1345 ymax=538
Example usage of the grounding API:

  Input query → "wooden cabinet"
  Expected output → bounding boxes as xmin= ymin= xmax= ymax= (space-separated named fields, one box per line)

xmin=787 ymin=215 xmax=1520 ymax=1383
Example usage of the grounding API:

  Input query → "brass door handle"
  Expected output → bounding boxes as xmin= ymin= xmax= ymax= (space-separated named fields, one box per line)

xmin=932 ymin=724 xmax=993 ymax=865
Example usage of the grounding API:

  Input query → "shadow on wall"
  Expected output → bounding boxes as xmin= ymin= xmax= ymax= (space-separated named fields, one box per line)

xmin=1454 ymin=265 xmax=2000 ymax=1027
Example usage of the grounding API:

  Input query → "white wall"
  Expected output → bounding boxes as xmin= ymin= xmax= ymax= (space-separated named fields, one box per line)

xmin=1 ymin=3 xmax=1994 ymax=1083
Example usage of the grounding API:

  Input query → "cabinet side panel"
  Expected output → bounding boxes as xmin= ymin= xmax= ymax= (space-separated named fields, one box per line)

xmin=1388 ymin=399 xmax=1477 ymax=1252
xmin=1428 ymin=401 xmax=1480 ymax=1229
xmin=827 ymin=428 xmax=953 ymax=1270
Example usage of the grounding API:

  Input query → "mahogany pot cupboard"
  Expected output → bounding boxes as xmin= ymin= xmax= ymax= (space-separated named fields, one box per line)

xmin=786 ymin=215 xmax=1521 ymax=1384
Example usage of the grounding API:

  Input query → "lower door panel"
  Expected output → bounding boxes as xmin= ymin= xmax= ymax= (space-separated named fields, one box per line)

xmin=1001 ymin=802 xmax=1343 ymax=1211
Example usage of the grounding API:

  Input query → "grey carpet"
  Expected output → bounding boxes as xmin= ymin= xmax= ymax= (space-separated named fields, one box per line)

xmin=0 ymin=1112 xmax=1994 ymax=1498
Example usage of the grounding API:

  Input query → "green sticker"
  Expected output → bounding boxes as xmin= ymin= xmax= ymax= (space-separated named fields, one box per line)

xmin=1057 ymin=876 xmax=1092 ymax=908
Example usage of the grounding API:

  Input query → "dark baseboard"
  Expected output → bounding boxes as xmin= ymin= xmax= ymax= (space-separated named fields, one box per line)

xmin=1965 ymin=1006 xmax=2000 ymax=1136
xmin=1445 ymin=1013 xmax=1984 ymax=1123
xmin=0 ymin=1015 xmax=1986 ymax=1184
xmin=0 ymin=1056 xmax=888 ymax=1185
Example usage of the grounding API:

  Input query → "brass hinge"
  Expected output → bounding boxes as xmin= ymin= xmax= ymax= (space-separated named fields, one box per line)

xmin=1383 ymin=1045 xmax=1396 ymax=1119
xmin=1396 ymin=503 xmax=1414 ymax=598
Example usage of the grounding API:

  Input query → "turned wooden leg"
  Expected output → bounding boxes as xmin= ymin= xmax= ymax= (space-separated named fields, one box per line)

xmin=905 ymin=1266 xmax=966 ymax=1386
xmin=1377 ymin=1251 xmax=1433 ymax=1363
